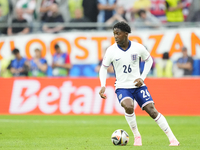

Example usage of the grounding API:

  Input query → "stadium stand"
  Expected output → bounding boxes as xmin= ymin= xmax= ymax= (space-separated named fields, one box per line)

xmin=0 ymin=0 xmax=199 ymax=78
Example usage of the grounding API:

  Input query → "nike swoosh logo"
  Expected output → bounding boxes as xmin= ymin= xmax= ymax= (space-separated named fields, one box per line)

xmin=116 ymin=58 xmax=121 ymax=61
xmin=145 ymin=98 xmax=150 ymax=101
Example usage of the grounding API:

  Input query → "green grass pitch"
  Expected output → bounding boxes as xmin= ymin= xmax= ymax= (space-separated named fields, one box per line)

xmin=0 ymin=115 xmax=199 ymax=150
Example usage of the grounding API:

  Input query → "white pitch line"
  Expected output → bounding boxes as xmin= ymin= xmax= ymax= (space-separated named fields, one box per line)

xmin=0 ymin=119 xmax=158 ymax=125
xmin=0 ymin=119 xmax=93 ymax=124
xmin=0 ymin=119 xmax=189 ymax=125
xmin=0 ymin=119 xmax=128 ymax=125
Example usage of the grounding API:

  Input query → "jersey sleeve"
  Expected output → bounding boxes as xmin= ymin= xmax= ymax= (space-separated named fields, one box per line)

xmin=42 ymin=59 xmax=47 ymax=64
xmin=102 ymin=49 xmax=112 ymax=67
xmin=140 ymin=45 xmax=150 ymax=61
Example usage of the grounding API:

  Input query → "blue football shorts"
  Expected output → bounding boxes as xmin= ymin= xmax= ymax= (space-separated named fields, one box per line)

xmin=115 ymin=86 xmax=154 ymax=110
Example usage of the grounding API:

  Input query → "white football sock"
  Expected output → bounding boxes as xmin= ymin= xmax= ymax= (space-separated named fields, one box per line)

xmin=125 ymin=112 xmax=141 ymax=137
xmin=154 ymin=113 xmax=177 ymax=141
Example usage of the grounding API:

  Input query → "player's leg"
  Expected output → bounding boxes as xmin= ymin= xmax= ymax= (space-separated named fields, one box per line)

xmin=121 ymin=98 xmax=142 ymax=146
xmin=134 ymin=86 xmax=179 ymax=146
xmin=115 ymin=89 xmax=142 ymax=146
xmin=143 ymin=103 xmax=180 ymax=146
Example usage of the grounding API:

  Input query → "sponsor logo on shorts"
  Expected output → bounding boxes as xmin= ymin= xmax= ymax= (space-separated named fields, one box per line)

xmin=119 ymin=94 xmax=122 ymax=99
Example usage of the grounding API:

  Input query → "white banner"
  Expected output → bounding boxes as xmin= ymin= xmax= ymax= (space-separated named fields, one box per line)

xmin=1 ymin=28 xmax=200 ymax=64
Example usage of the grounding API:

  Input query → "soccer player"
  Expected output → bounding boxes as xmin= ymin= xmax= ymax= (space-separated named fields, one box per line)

xmin=99 ymin=22 xmax=179 ymax=146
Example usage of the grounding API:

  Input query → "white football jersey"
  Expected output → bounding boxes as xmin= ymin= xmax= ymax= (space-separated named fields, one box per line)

xmin=102 ymin=41 xmax=150 ymax=89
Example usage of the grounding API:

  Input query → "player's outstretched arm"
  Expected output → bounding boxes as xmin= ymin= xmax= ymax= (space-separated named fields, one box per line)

xmin=141 ymin=56 xmax=153 ymax=81
xmin=99 ymin=86 xmax=107 ymax=99
xmin=134 ymin=56 xmax=153 ymax=87
xmin=99 ymin=65 xmax=108 ymax=99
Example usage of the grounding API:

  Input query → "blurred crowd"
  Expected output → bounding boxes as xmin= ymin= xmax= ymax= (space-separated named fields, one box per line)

xmin=0 ymin=44 xmax=199 ymax=78
xmin=0 ymin=0 xmax=200 ymax=35
xmin=0 ymin=0 xmax=199 ymax=78
xmin=0 ymin=44 xmax=71 ymax=77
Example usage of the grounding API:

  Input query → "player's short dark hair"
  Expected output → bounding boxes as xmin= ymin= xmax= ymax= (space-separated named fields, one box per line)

xmin=163 ymin=52 xmax=169 ymax=60
xmin=113 ymin=21 xmax=131 ymax=33
xmin=138 ymin=9 xmax=146 ymax=17
xmin=55 ymin=44 xmax=60 ymax=50
xmin=12 ymin=48 xmax=20 ymax=55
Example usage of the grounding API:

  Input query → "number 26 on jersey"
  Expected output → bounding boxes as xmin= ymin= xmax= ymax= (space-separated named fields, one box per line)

xmin=123 ymin=65 xmax=132 ymax=73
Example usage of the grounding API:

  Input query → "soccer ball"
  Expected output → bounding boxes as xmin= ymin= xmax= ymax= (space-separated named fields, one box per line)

xmin=111 ymin=129 xmax=129 ymax=146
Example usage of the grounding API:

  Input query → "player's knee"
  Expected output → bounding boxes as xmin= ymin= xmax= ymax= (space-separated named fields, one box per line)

xmin=123 ymin=104 xmax=134 ymax=114
xmin=144 ymin=103 xmax=158 ymax=119
xmin=147 ymin=107 xmax=158 ymax=119
xmin=121 ymin=99 xmax=134 ymax=114
xmin=149 ymin=110 xmax=158 ymax=119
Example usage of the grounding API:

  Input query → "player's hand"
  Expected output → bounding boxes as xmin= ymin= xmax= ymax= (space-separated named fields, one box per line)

xmin=134 ymin=78 xmax=144 ymax=87
xmin=99 ymin=86 xmax=107 ymax=99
